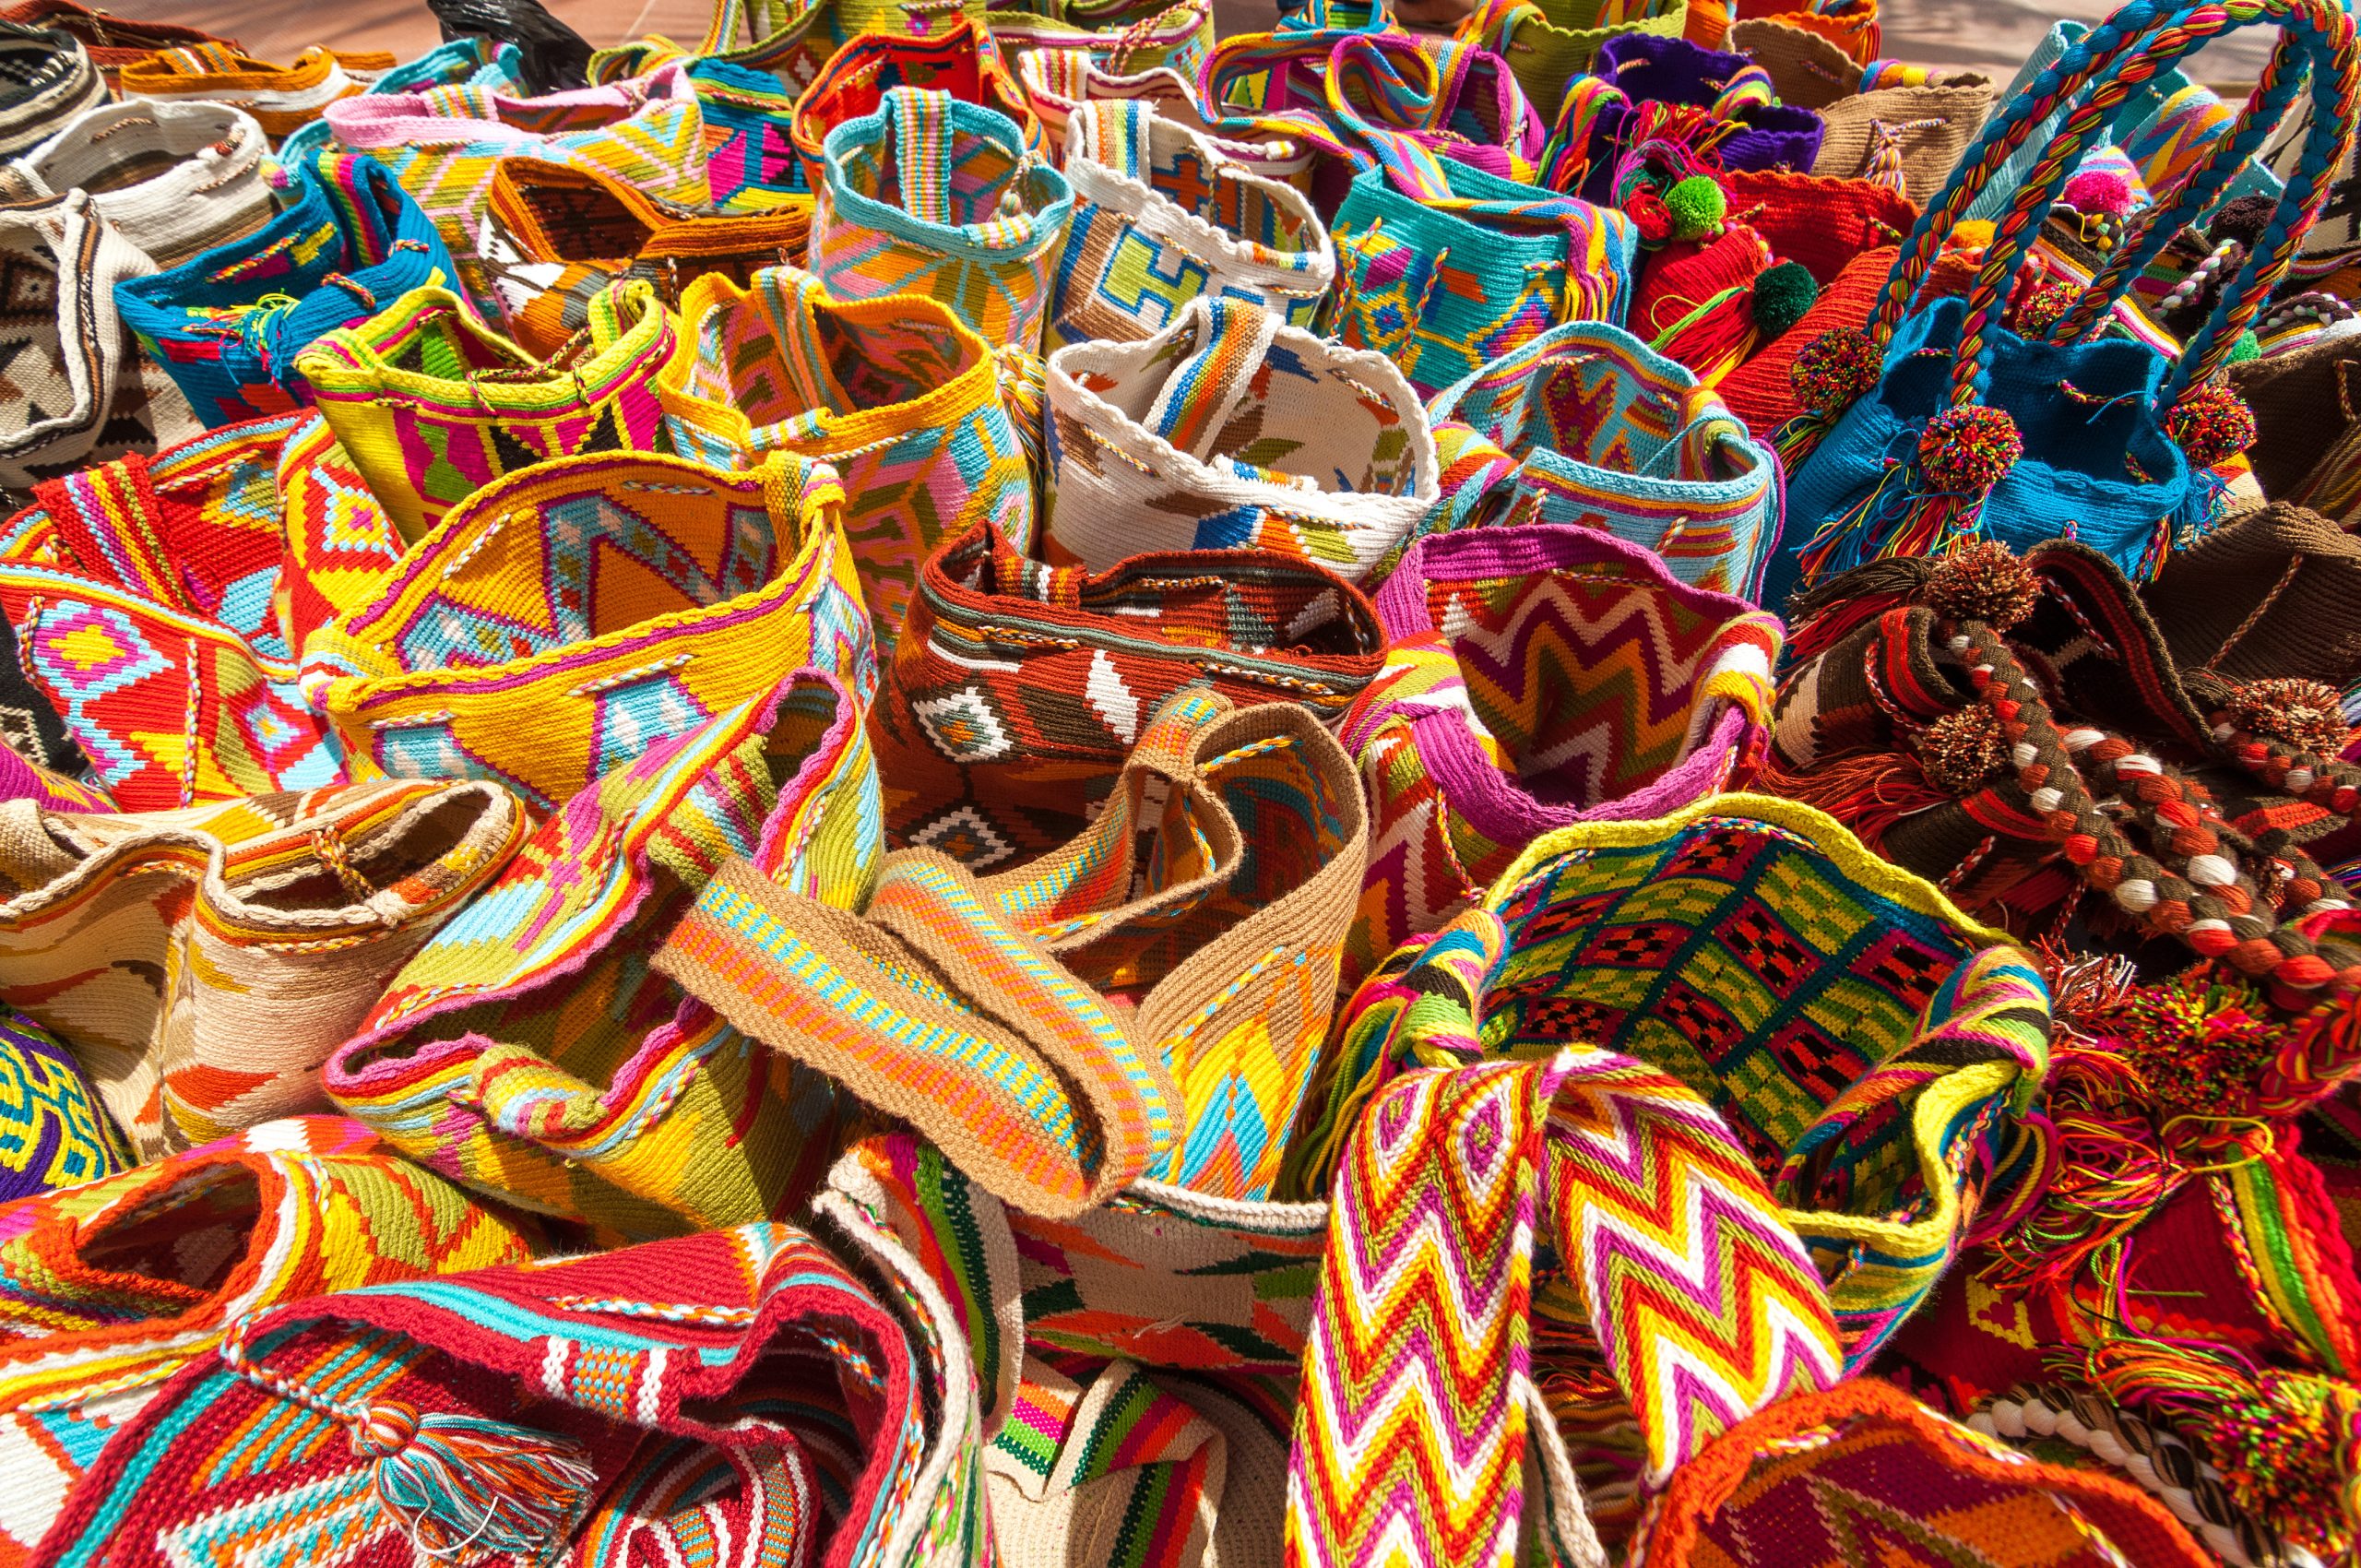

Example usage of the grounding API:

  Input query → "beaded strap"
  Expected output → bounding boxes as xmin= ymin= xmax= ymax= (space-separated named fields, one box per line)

xmin=1951 ymin=618 xmax=2360 ymax=990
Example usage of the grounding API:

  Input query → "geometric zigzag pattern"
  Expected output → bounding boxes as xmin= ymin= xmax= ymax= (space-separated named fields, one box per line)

xmin=1285 ymin=1051 xmax=1840 ymax=1567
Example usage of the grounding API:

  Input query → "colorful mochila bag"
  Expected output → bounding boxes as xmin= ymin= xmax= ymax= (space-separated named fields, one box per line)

xmin=0 ymin=99 xmax=277 ymax=270
xmin=301 ymin=451 xmax=874 ymax=814
xmin=665 ymin=689 xmax=1365 ymax=1211
xmin=0 ymin=192 xmax=197 ymax=493
xmin=1418 ymin=319 xmax=1786 ymax=599
xmin=295 ymin=279 xmax=673 ymax=544
xmin=113 ymin=154 xmax=463 ymax=430
xmin=1284 ymin=1050 xmax=2212 ymax=1568
xmin=315 ymin=62 xmax=711 ymax=323
xmin=474 ymin=153 xmax=812 ymax=359
xmin=1772 ymin=0 xmax=2360 ymax=608
xmin=1042 ymin=294 xmax=1436 ymax=580
xmin=115 ymin=41 xmax=391 ymax=145
xmin=1020 ymin=54 xmax=1315 ymax=192
xmin=1336 ymin=522 xmax=1781 ymax=990
xmin=1296 ymin=793 xmax=2052 ymax=1361
xmin=0 ymin=1117 xmax=541 ymax=1568
xmin=871 ymin=518 xmax=1384 ymax=868
xmin=809 ymin=86 xmax=1075 ymax=350
xmin=989 ymin=0 xmax=1216 ymax=97
xmin=0 ymin=413 xmax=339 ymax=811
xmin=31 ymin=1220 xmax=971 ymax=1568
xmin=1046 ymin=97 xmax=1335 ymax=350
xmin=1328 ymin=148 xmax=1639 ymax=399
xmin=0 ymin=1007 xmax=126 ymax=1203
xmin=1454 ymin=0 xmax=1691 ymax=118
xmin=656 ymin=266 xmax=1038 ymax=650
xmin=325 ymin=671 xmax=876 ymax=1240
xmin=787 ymin=18 xmax=1046 ymax=196
xmin=0 ymin=778 xmax=524 ymax=1157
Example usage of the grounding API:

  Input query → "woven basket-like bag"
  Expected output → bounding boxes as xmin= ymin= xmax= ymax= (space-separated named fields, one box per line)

xmin=1047 ymin=97 xmax=1334 ymax=349
xmin=1418 ymin=320 xmax=1784 ymax=599
xmin=303 ymin=451 xmax=874 ymax=813
xmin=1042 ymin=294 xmax=1435 ymax=579
xmin=810 ymin=86 xmax=1074 ymax=351
xmin=296 ymin=279 xmax=673 ymax=544
xmin=1335 ymin=522 xmax=1780 ymax=991
xmin=871 ymin=518 xmax=1384 ymax=867
xmin=658 ymin=265 xmax=1038 ymax=650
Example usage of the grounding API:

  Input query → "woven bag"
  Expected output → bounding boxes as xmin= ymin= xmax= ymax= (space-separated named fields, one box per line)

xmin=302 ymin=451 xmax=873 ymax=814
xmin=1022 ymin=54 xmax=1314 ymax=191
xmin=0 ymin=1118 xmax=543 ymax=1568
xmin=1774 ymin=0 xmax=2360 ymax=606
xmin=1455 ymin=0 xmax=1689 ymax=118
xmin=1300 ymin=793 xmax=2051 ymax=1361
xmin=657 ymin=266 xmax=1037 ymax=650
xmin=0 ymin=98 xmax=277 ymax=270
xmin=0 ymin=778 xmax=523 ymax=1156
xmin=1732 ymin=20 xmax=1995 ymax=205
xmin=1283 ymin=1045 xmax=2209 ymax=1568
xmin=275 ymin=34 xmax=529 ymax=165
xmin=2230 ymin=329 xmax=2361 ymax=523
xmin=34 ymin=1220 xmax=974 ymax=1568
xmin=473 ymin=155 xmax=810 ymax=360
xmin=325 ymin=671 xmax=875 ymax=1239
xmin=1537 ymin=31 xmax=1825 ymax=205
xmin=1335 ymin=522 xmax=1780 ymax=991
xmin=0 ymin=193 xmax=197 ymax=493
xmin=0 ymin=14 xmax=118 ymax=124
xmin=818 ymin=1129 xmax=1315 ymax=1562
xmin=0 ymin=413 xmax=344 ymax=810
xmin=316 ymin=63 xmax=710 ymax=322
xmin=1041 ymin=294 xmax=1435 ymax=578
xmin=0 ymin=0 xmax=227 ymax=88
xmin=1418 ymin=319 xmax=1784 ymax=598
xmin=810 ymin=86 xmax=1075 ymax=350
xmin=1688 ymin=0 xmax=1880 ymax=63
xmin=1764 ymin=542 xmax=2361 ymax=993
xmin=114 ymin=41 xmax=390 ymax=145
xmin=871 ymin=518 xmax=1383 ymax=867
xmin=667 ymin=688 xmax=1362 ymax=1209
xmin=2142 ymin=499 xmax=2361 ymax=684
xmin=113 ymin=156 xmax=463 ymax=430
xmin=788 ymin=18 xmax=1046 ymax=196
xmin=1047 ymin=98 xmax=1334 ymax=350
xmin=295 ymin=279 xmax=673 ymax=544
xmin=990 ymin=0 xmax=1216 ymax=96
xmin=1329 ymin=152 xmax=1638 ymax=399
xmin=0 ymin=1007 xmax=126 ymax=1202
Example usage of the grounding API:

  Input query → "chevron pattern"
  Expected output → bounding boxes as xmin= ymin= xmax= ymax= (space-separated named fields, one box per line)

xmin=1541 ymin=1051 xmax=1845 ymax=1484
xmin=1287 ymin=1050 xmax=1840 ymax=1568
xmin=1335 ymin=527 xmax=1778 ymax=989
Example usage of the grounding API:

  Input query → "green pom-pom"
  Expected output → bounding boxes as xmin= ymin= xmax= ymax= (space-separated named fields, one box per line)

xmin=1750 ymin=260 xmax=1817 ymax=339
xmin=2229 ymin=328 xmax=2261 ymax=363
xmin=1663 ymin=175 xmax=1726 ymax=242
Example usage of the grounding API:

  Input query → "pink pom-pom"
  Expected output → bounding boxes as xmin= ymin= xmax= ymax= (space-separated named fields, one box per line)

xmin=2062 ymin=169 xmax=2137 ymax=218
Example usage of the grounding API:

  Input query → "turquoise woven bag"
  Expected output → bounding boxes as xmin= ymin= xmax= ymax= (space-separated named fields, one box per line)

xmin=810 ymin=86 xmax=1075 ymax=351
xmin=1328 ymin=152 xmax=1636 ymax=399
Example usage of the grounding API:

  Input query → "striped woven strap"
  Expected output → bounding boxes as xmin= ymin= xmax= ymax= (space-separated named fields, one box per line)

xmin=1140 ymin=297 xmax=1281 ymax=460
xmin=1284 ymin=1049 xmax=1844 ymax=1567
xmin=886 ymin=86 xmax=962 ymax=229
xmin=657 ymin=851 xmax=1180 ymax=1218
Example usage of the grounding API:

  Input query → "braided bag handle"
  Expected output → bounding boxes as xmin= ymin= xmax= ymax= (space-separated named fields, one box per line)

xmin=1867 ymin=0 xmax=2354 ymax=388
xmin=1322 ymin=29 xmax=1547 ymax=187
xmin=1945 ymin=615 xmax=2361 ymax=991
xmin=1942 ymin=0 xmax=2355 ymax=422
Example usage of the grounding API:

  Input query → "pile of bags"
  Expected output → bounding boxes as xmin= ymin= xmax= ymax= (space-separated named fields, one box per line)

xmin=1 ymin=0 xmax=2360 ymax=1560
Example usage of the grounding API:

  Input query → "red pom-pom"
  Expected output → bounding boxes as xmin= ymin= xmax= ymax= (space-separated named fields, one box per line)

xmin=1789 ymin=327 xmax=1880 ymax=415
xmin=2166 ymin=380 xmax=2258 ymax=469
xmin=1917 ymin=404 xmax=2023 ymax=493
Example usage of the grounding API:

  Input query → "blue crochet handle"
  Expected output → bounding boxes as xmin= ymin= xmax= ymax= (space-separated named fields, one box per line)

xmin=1951 ymin=0 xmax=2351 ymax=412
xmin=1867 ymin=0 xmax=2356 ymax=412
